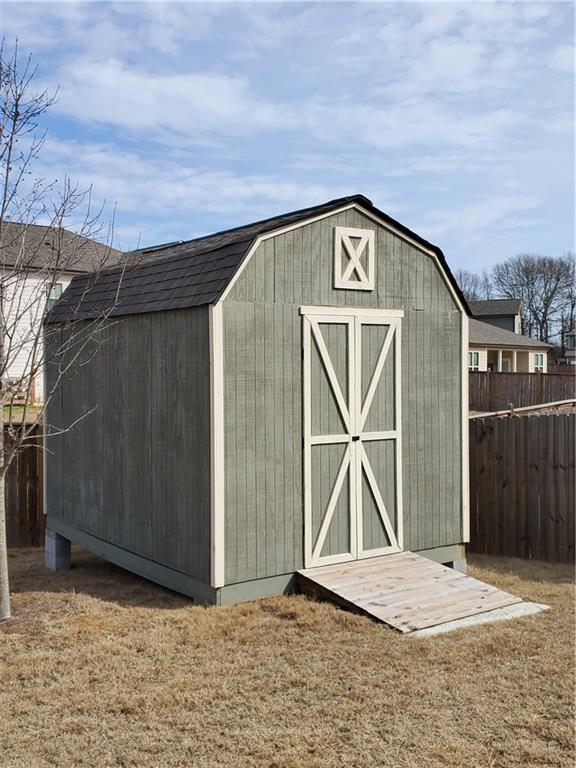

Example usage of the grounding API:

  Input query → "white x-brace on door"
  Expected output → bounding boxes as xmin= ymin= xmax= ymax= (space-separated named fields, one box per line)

xmin=302 ymin=306 xmax=404 ymax=568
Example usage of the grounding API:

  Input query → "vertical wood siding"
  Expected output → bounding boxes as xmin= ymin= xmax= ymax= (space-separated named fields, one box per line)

xmin=44 ymin=308 xmax=212 ymax=582
xmin=223 ymin=208 xmax=463 ymax=584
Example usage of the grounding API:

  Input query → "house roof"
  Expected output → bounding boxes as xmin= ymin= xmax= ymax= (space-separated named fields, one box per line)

xmin=469 ymin=318 xmax=552 ymax=349
xmin=469 ymin=298 xmax=522 ymax=317
xmin=1 ymin=222 xmax=123 ymax=274
xmin=45 ymin=194 xmax=470 ymax=324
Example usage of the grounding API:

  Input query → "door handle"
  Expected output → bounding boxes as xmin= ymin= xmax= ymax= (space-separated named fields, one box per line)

xmin=351 ymin=435 xmax=360 ymax=441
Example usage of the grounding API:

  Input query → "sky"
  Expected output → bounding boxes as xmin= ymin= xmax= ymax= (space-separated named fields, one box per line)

xmin=1 ymin=0 xmax=574 ymax=271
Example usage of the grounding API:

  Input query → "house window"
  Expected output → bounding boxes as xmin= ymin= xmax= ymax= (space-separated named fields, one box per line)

xmin=334 ymin=226 xmax=375 ymax=291
xmin=468 ymin=351 xmax=480 ymax=371
xmin=46 ymin=283 xmax=63 ymax=311
xmin=533 ymin=353 xmax=544 ymax=373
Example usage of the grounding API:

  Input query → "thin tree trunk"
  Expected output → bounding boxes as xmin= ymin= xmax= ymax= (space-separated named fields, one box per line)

xmin=0 ymin=417 xmax=9 ymax=620
xmin=0 ymin=277 xmax=9 ymax=620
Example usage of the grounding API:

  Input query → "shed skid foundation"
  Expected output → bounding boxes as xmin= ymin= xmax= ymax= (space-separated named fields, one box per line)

xmin=41 ymin=529 xmax=473 ymax=609
xmin=45 ymin=530 xmax=71 ymax=571
xmin=45 ymin=517 xmax=216 ymax=603
xmin=44 ymin=519 xmax=468 ymax=606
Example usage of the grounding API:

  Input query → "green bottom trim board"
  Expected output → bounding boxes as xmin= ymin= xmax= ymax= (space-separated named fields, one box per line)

xmin=216 ymin=573 xmax=296 ymax=606
xmin=45 ymin=518 xmax=466 ymax=606
xmin=46 ymin=517 xmax=217 ymax=604
xmin=220 ymin=544 xmax=466 ymax=603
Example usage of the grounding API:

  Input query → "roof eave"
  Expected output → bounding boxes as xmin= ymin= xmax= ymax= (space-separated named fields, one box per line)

xmin=469 ymin=341 xmax=552 ymax=350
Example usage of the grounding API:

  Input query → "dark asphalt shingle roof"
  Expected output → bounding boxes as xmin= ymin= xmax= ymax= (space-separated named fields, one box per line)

xmin=46 ymin=194 xmax=470 ymax=323
xmin=469 ymin=299 xmax=522 ymax=317
xmin=1 ymin=222 xmax=123 ymax=274
xmin=469 ymin=319 xmax=552 ymax=349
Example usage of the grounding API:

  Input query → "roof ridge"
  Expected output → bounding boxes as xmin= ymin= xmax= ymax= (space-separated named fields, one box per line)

xmin=470 ymin=298 xmax=522 ymax=303
xmin=46 ymin=194 xmax=471 ymax=323
xmin=131 ymin=194 xmax=372 ymax=255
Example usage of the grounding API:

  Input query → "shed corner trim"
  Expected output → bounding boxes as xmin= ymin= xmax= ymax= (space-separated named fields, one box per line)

xmin=461 ymin=312 xmax=470 ymax=542
xmin=209 ymin=302 xmax=225 ymax=587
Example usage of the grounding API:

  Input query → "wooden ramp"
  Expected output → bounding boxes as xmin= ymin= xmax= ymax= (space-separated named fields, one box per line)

xmin=297 ymin=552 xmax=522 ymax=634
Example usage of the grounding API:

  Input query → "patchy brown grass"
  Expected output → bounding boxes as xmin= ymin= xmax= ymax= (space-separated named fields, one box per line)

xmin=1 ymin=548 xmax=573 ymax=768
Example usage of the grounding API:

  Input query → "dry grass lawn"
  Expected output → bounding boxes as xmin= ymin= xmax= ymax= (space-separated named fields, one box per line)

xmin=1 ymin=547 xmax=574 ymax=768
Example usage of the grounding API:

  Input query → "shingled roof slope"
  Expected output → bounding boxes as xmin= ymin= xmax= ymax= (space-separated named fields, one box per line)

xmin=469 ymin=298 xmax=522 ymax=317
xmin=46 ymin=195 xmax=470 ymax=323
xmin=1 ymin=222 xmax=123 ymax=273
xmin=469 ymin=318 xmax=552 ymax=349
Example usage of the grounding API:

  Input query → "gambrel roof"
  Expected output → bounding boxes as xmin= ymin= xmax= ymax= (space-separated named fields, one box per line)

xmin=46 ymin=195 xmax=470 ymax=323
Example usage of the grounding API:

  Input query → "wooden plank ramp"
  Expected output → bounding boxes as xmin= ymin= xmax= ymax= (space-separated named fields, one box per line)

xmin=297 ymin=552 xmax=522 ymax=633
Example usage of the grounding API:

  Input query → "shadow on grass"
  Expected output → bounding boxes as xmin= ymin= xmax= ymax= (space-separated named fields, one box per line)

xmin=8 ymin=546 xmax=573 ymax=615
xmin=8 ymin=545 xmax=193 ymax=610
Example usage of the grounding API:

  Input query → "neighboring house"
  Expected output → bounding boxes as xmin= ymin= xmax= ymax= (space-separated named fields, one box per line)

xmin=468 ymin=298 xmax=523 ymax=334
xmin=44 ymin=193 xmax=471 ymax=605
xmin=563 ymin=328 xmax=576 ymax=365
xmin=1 ymin=222 xmax=122 ymax=401
xmin=468 ymin=318 xmax=552 ymax=373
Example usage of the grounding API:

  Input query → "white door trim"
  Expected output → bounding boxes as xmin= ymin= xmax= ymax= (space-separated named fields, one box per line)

xmin=302 ymin=307 xmax=403 ymax=568
xmin=308 ymin=318 xmax=352 ymax=431
xmin=356 ymin=316 xmax=402 ymax=560
xmin=300 ymin=305 xmax=405 ymax=318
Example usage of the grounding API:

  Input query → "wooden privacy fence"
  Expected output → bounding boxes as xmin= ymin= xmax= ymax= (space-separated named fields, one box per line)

xmin=5 ymin=424 xmax=44 ymax=548
xmin=469 ymin=371 xmax=575 ymax=412
xmin=468 ymin=412 xmax=575 ymax=563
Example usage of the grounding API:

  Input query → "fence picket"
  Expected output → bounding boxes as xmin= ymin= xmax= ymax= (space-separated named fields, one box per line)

xmin=469 ymin=372 xmax=575 ymax=412
xmin=5 ymin=425 xmax=44 ymax=548
xmin=468 ymin=412 xmax=575 ymax=563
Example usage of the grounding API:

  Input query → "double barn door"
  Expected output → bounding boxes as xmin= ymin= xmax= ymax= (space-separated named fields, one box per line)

xmin=302 ymin=306 xmax=403 ymax=568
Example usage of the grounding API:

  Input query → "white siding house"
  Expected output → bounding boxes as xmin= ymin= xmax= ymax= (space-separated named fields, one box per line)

xmin=564 ymin=329 xmax=576 ymax=365
xmin=468 ymin=318 xmax=552 ymax=373
xmin=1 ymin=223 xmax=122 ymax=402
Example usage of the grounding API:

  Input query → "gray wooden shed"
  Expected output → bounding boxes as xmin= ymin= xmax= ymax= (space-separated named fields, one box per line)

xmin=44 ymin=195 xmax=471 ymax=605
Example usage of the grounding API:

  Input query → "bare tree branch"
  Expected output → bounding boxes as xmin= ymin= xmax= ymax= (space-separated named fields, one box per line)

xmin=0 ymin=41 xmax=134 ymax=620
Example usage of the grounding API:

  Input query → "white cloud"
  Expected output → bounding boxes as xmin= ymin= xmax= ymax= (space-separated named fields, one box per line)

xmin=549 ymin=44 xmax=575 ymax=74
xmin=2 ymin=0 xmax=572 ymax=265
xmin=304 ymin=101 xmax=521 ymax=150
xmin=41 ymin=58 xmax=295 ymax=142
xmin=34 ymin=138 xmax=353 ymax=247
xmin=43 ymin=55 xmax=525 ymax=154
xmin=419 ymin=195 xmax=541 ymax=241
xmin=1 ymin=2 xmax=225 ymax=57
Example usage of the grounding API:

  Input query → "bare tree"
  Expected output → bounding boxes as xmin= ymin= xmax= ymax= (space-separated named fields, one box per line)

xmin=479 ymin=269 xmax=493 ymax=300
xmin=454 ymin=269 xmax=482 ymax=302
xmin=0 ymin=42 xmax=129 ymax=620
xmin=455 ymin=268 xmax=494 ymax=303
xmin=492 ymin=253 xmax=574 ymax=342
xmin=558 ymin=252 xmax=575 ymax=351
